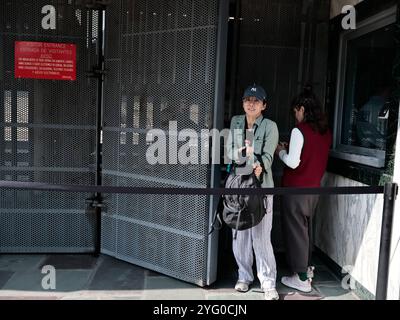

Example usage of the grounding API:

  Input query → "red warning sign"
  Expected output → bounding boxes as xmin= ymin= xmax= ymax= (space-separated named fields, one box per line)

xmin=15 ymin=41 xmax=76 ymax=80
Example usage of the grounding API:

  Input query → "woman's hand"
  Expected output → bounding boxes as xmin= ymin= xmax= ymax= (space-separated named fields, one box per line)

xmin=275 ymin=142 xmax=288 ymax=156
xmin=238 ymin=140 xmax=254 ymax=158
xmin=245 ymin=146 xmax=254 ymax=157
xmin=253 ymin=163 xmax=263 ymax=178
xmin=244 ymin=140 xmax=254 ymax=157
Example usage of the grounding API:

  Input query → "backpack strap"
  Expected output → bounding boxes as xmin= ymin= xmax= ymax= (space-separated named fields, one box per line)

xmin=254 ymin=152 xmax=265 ymax=183
xmin=253 ymin=117 xmax=269 ymax=183
xmin=208 ymin=196 xmax=223 ymax=235
xmin=233 ymin=209 xmax=242 ymax=240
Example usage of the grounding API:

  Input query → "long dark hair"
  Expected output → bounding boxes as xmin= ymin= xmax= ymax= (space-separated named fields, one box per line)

xmin=292 ymin=84 xmax=329 ymax=135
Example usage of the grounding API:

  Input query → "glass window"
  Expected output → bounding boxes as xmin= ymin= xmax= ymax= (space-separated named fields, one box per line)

xmin=333 ymin=7 xmax=397 ymax=168
xmin=342 ymin=24 xmax=395 ymax=150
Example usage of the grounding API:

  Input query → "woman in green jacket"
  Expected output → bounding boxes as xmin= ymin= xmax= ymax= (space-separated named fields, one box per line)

xmin=226 ymin=84 xmax=279 ymax=300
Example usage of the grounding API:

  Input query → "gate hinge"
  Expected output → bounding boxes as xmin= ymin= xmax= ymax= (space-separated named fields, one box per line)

xmin=86 ymin=68 xmax=107 ymax=79
xmin=85 ymin=195 xmax=106 ymax=210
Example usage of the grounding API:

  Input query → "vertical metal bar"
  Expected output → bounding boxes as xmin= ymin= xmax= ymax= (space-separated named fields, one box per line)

xmin=206 ymin=0 xmax=229 ymax=286
xmin=376 ymin=182 xmax=398 ymax=300
xmin=227 ymin=0 xmax=241 ymax=120
xmin=94 ymin=8 xmax=105 ymax=256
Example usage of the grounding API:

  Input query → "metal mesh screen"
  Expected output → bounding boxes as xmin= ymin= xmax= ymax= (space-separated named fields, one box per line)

xmin=0 ymin=0 xmax=99 ymax=252
xmin=231 ymin=0 xmax=330 ymax=136
xmin=102 ymin=0 xmax=220 ymax=286
xmin=233 ymin=0 xmax=302 ymax=133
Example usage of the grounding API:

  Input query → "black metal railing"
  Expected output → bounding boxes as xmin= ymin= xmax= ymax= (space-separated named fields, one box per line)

xmin=0 ymin=180 xmax=397 ymax=300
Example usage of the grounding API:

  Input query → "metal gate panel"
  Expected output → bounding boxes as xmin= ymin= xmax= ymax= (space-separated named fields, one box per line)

xmin=0 ymin=0 xmax=99 ymax=252
xmin=102 ymin=0 xmax=225 ymax=286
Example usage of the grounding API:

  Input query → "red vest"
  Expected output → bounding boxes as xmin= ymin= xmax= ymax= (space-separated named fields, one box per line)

xmin=282 ymin=122 xmax=332 ymax=187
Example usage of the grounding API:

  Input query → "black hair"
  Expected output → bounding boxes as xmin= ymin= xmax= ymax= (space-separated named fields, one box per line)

xmin=292 ymin=84 xmax=329 ymax=135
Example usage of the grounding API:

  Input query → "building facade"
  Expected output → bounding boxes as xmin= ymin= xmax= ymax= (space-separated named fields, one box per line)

xmin=1 ymin=0 xmax=399 ymax=299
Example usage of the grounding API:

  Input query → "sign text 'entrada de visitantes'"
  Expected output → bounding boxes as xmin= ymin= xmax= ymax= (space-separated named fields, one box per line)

xmin=15 ymin=41 xmax=76 ymax=81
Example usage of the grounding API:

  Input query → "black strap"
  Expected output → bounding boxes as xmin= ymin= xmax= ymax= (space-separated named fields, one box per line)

xmin=208 ymin=211 xmax=222 ymax=235
xmin=254 ymin=153 xmax=265 ymax=184
xmin=233 ymin=209 xmax=242 ymax=240
xmin=208 ymin=196 xmax=223 ymax=235
xmin=0 ymin=180 xmax=384 ymax=195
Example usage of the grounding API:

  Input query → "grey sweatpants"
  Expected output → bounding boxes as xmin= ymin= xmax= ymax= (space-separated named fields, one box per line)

xmin=281 ymin=194 xmax=319 ymax=273
xmin=232 ymin=195 xmax=276 ymax=290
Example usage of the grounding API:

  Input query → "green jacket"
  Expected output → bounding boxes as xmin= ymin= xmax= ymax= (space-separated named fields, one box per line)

xmin=226 ymin=114 xmax=279 ymax=188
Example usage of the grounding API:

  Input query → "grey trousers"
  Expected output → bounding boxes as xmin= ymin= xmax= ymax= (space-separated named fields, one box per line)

xmin=232 ymin=195 xmax=277 ymax=290
xmin=281 ymin=194 xmax=319 ymax=273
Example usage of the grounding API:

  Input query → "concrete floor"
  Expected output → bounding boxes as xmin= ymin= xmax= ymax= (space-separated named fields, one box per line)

xmin=0 ymin=252 xmax=359 ymax=300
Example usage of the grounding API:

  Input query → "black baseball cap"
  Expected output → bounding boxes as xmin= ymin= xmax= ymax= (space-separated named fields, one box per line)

xmin=242 ymin=84 xmax=267 ymax=101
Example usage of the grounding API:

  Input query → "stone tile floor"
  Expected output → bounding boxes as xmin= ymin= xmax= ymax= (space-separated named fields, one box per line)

xmin=0 ymin=253 xmax=359 ymax=300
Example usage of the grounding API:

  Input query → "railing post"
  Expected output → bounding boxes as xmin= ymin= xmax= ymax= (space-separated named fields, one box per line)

xmin=86 ymin=193 xmax=103 ymax=256
xmin=93 ymin=4 xmax=106 ymax=258
xmin=94 ymin=195 xmax=102 ymax=257
xmin=376 ymin=182 xmax=398 ymax=300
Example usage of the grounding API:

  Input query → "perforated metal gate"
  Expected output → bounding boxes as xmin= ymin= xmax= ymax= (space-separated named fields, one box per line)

xmin=101 ymin=0 xmax=227 ymax=286
xmin=0 ymin=0 xmax=100 ymax=252
xmin=0 ymin=0 xmax=227 ymax=284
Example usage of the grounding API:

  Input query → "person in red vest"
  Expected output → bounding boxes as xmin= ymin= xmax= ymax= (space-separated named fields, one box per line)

xmin=275 ymin=85 xmax=332 ymax=293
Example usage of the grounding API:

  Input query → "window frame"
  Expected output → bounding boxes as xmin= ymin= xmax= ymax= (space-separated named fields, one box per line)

xmin=332 ymin=5 xmax=397 ymax=168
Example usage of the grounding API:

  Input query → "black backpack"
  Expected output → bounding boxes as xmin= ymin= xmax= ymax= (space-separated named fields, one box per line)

xmin=222 ymin=169 xmax=266 ymax=239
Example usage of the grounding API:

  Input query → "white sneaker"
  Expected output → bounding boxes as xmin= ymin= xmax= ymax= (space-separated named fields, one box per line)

xmin=281 ymin=274 xmax=312 ymax=293
xmin=234 ymin=281 xmax=250 ymax=292
xmin=264 ymin=288 xmax=279 ymax=300
xmin=307 ymin=266 xmax=315 ymax=279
